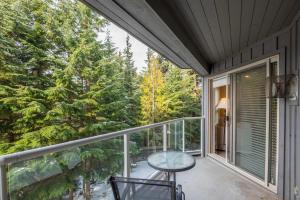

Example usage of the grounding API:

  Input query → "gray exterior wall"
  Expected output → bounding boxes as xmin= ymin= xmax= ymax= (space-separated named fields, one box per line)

xmin=203 ymin=12 xmax=300 ymax=200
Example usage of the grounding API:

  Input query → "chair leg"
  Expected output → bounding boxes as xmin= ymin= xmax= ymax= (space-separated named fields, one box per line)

xmin=182 ymin=191 xmax=185 ymax=200
xmin=176 ymin=184 xmax=185 ymax=200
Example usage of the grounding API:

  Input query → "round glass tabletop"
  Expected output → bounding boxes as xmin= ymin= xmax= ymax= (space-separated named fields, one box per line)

xmin=147 ymin=151 xmax=195 ymax=172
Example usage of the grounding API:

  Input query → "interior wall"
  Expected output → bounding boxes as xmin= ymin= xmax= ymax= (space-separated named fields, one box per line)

xmin=203 ymin=13 xmax=300 ymax=200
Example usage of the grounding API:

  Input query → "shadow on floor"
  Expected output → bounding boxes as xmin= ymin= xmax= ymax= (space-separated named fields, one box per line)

xmin=177 ymin=157 xmax=279 ymax=200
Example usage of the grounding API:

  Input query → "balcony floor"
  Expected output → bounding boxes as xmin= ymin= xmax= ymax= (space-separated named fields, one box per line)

xmin=177 ymin=157 xmax=279 ymax=200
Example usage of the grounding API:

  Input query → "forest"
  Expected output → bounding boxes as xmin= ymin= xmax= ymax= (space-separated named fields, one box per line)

xmin=0 ymin=0 xmax=201 ymax=199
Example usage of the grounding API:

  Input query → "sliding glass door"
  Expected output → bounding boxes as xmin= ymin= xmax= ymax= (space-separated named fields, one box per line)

xmin=209 ymin=56 xmax=280 ymax=191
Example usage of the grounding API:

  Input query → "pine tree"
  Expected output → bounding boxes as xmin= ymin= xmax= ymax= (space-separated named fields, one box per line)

xmin=0 ymin=0 xmax=129 ymax=198
xmin=0 ymin=0 xmax=65 ymax=152
xmin=122 ymin=35 xmax=140 ymax=126
xmin=0 ymin=0 xmax=201 ymax=198
xmin=103 ymin=29 xmax=116 ymax=56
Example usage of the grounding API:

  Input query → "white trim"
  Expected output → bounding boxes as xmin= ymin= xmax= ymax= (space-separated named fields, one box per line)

xmin=163 ymin=124 xmax=167 ymax=151
xmin=124 ymin=134 xmax=130 ymax=177
xmin=225 ymin=78 xmax=230 ymax=162
xmin=267 ymin=57 xmax=280 ymax=193
xmin=208 ymin=79 xmax=213 ymax=155
xmin=265 ymin=61 xmax=270 ymax=188
xmin=213 ymin=76 xmax=230 ymax=88
xmin=232 ymin=74 xmax=236 ymax=165
xmin=275 ymin=57 xmax=280 ymax=192
xmin=207 ymin=55 xmax=279 ymax=80
xmin=0 ymin=117 xmax=204 ymax=165
xmin=182 ymin=119 xmax=185 ymax=152
xmin=201 ymin=117 xmax=205 ymax=157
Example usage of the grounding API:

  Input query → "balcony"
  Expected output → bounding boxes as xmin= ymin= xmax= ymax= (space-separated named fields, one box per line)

xmin=0 ymin=116 xmax=278 ymax=200
xmin=0 ymin=117 xmax=201 ymax=199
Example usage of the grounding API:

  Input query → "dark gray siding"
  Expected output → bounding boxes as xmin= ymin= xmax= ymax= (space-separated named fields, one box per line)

xmin=147 ymin=0 xmax=300 ymax=65
xmin=204 ymin=13 xmax=300 ymax=200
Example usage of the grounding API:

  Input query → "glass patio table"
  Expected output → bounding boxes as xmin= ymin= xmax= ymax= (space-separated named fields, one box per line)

xmin=147 ymin=151 xmax=195 ymax=183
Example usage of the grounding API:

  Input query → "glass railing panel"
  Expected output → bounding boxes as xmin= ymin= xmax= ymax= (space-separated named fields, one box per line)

xmin=129 ymin=126 xmax=163 ymax=179
xmin=7 ymin=136 xmax=124 ymax=200
xmin=166 ymin=120 xmax=183 ymax=151
xmin=184 ymin=118 xmax=201 ymax=152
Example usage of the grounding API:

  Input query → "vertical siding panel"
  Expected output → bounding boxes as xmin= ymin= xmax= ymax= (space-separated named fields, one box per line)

xmin=213 ymin=63 xmax=219 ymax=74
xmin=290 ymin=22 xmax=297 ymax=200
xmin=290 ymin=108 xmax=296 ymax=200
xmin=295 ymin=19 xmax=300 ymax=200
xmin=280 ymin=28 xmax=291 ymax=200
xmin=232 ymin=53 xmax=241 ymax=67
xmin=297 ymin=20 xmax=300 ymax=106
xmin=280 ymin=25 xmax=295 ymax=200
xmin=241 ymin=48 xmax=251 ymax=63
xmin=296 ymin=107 xmax=300 ymax=200
xmin=279 ymin=31 xmax=291 ymax=74
xmin=219 ymin=60 xmax=226 ymax=72
xmin=285 ymin=106 xmax=291 ymax=200
xmin=264 ymin=37 xmax=277 ymax=55
xmin=226 ymin=57 xmax=233 ymax=69
xmin=252 ymin=43 xmax=263 ymax=59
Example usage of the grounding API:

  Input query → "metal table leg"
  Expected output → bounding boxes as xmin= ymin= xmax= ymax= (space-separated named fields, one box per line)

xmin=167 ymin=172 xmax=170 ymax=181
xmin=166 ymin=171 xmax=176 ymax=184
xmin=173 ymin=172 xmax=176 ymax=184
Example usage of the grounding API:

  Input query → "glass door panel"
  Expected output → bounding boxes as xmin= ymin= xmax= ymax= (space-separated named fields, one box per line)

xmin=235 ymin=65 xmax=267 ymax=180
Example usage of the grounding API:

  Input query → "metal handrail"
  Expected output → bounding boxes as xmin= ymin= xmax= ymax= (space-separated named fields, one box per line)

xmin=0 ymin=117 xmax=203 ymax=165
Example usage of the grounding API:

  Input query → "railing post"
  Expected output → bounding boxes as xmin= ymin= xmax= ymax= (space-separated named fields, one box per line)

xmin=201 ymin=118 xmax=205 ymax=157
xmin=0 ymin=164 xmax=7 ymax=200
xmin=163 ymin=124 xmax=167 ymax=151
xmin=174 ymin=123 xmax=177 ymax=150
xmin=123 ymin=134 xmax=130 ymax=178
xmin=182 ymin=119 xmax=185 ymax=152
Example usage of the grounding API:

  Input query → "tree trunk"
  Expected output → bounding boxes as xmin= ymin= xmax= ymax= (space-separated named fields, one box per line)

xmin=85 ymin=180 xmax=91 ymax=200
xmin=84 ymin=159 xmax=91 ymax=200
xmin=68 ymin=188 xmax=74 ymax=200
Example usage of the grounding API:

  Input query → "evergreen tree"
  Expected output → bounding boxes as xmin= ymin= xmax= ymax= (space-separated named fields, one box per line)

xmin=122 ymin=35 xmax=140 ymax=126
xmin=0 ymin=0 xmax=201 ymax=199
xmin=0 ymin=0 xmax=130 ymax=198
xmin=0 ymin=0 xmax=65 ymax=152
xmin=103 ymin=29 xmax=116 ymax=56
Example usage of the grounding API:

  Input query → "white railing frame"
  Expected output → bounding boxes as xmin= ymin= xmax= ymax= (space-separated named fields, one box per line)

xmin=182 ymin=119 xmax=185 ymax=152
xmin=0 ymin=116 xmax=203 ymax=200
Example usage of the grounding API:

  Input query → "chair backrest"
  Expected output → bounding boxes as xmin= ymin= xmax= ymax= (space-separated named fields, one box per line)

xmin=109 ymin=176 xmax=176 ymax=200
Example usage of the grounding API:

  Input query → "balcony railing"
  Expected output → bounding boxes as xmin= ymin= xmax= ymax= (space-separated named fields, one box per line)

xmin=0 ymin=117 xmax=204 ymax=200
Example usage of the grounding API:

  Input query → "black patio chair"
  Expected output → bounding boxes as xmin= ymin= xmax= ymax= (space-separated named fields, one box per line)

xmin=108 ymin=176 xmax=185 ymax=200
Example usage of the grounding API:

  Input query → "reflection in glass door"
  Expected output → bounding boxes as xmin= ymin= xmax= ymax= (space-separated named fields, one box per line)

xmin=210 ymin=76 xmax=230 ymax=159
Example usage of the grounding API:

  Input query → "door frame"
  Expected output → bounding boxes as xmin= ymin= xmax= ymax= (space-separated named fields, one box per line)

xmin=208 ymin=75 xmax=230 ymax=161
xmin=207 ymin=55 xmax=281 ymax=193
